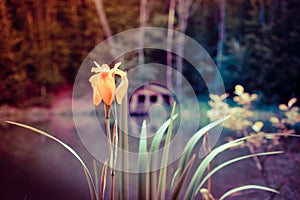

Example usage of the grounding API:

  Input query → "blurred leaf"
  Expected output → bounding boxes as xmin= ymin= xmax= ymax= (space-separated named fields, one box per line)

xmin=270 ymin=117 xmax=280 ymax=124
xmin=288 ymin=98 xmax=297 ymax=108
xmin=234 ymin=85 xmax=244 ymax=95
xmin=252 ymin=121 xmax=264 ymax=132
xmin=279 ymin=104 xmax=288 ymax=111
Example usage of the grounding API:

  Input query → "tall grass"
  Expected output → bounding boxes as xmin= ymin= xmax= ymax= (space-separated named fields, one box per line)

xmin=5 ymin=102 xmax=287 ymax=199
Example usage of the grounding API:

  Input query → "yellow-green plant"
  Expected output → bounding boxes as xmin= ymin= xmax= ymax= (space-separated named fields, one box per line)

xmin=207 ymin=85 xmax=257 ymax=132
xmin=270 ymin=97 xmax=300 ymax=131
xmin=207 ymin=85 xmax=300 ymax=173
xmin=207 ymin=85 xmax=265 ymax=170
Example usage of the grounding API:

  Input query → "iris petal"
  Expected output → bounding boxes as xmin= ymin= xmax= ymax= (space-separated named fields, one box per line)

xmin=99 ymin=71 xmax=116 ymax=105
xmin=116 ymin=76 xmax=128 ymax=104
xmin=89 ymin=74 xmax=102 ymax=105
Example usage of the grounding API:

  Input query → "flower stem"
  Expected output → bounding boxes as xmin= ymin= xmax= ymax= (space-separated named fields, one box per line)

xmin=105 ymin=104 xmax=112 ymax=157
xmin=119 ymin=93 xmax=129 ymax=200
xmin=243 ymin=130 xmax=263 ymax=171
xmin=110 ymin=170 xmax=115 ymax=200
xmin=104 ymin=104 xmax=115 ymax=200
xmin=110 ymin=122 xmax=118 ymax=200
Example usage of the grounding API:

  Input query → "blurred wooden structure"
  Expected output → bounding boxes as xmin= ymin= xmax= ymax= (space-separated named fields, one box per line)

xmin=129 ymin=84 xmax=174 ymax=116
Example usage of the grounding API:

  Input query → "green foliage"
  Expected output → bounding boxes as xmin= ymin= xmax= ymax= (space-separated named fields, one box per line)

xmin=221 ymin=0 xmax=300 ymax=104
xmin=0 ymin=0 xmax=104 ymax=105
xmin=157 ymin=103 xmax=176 ymax=200
xmin=1 ymin=0 xmax=300 ymax=106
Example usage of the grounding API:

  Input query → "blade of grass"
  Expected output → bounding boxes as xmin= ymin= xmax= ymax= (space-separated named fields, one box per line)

xmin=171 ymin=154 xmax=196 ymax=200
xmin=219 ymin=185 xmax=279 ymax=200
xmin=203 ymin=132 xmax=212 ymax=192
xmin=265 ymin=133 xmax=300 ymax=138
xmin=196 ymin=151 xmax=283 ymax=193
xmin=170 ymin=169 xmax=180 ymax=189
xmin=119 ymin=93 xmax=129 ymax=200
xmin=150 ymin=114 xmax=178 ymax=153
xmin=100 ymin=159 xmax=108 ymax=200
xmin=157 ymin=103 xmax=176 ymax=200
xmin=110 ymin=121 xmax=118 ymax=200
xmin=138 ymin=120 xmax=149 ymax=200
xmin=150 ymin=114 xmax=178 ymax=200
xmin=173 ymin=116 xmax=230 ymax=187
xmin=6 ymin=121 xmax=98 ymax=200
xmin=93 ymin=159 xmax=99 ymax=196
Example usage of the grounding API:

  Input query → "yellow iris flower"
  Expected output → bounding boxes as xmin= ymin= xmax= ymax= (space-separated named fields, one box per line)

xmin=89 ymin=61 xmax=128 ymax=106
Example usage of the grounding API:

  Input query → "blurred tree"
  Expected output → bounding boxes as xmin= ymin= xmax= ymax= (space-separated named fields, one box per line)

xmin=216 ymin=0 xmax=300 ymax=104
xmin=0 ymin=0 xmax=28 ymax=104
xmin=166 ymin=0 xmax=176 ymax=89
xmin=176 ymin=0 xmax=193 ymax=98
xmin=0 ymin=0 xmax=299 ymax=106
xmin=0 ymin=0 xmax=104 ymax=106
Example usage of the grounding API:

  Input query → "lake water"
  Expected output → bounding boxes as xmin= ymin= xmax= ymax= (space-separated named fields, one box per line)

xmin=1 ymin=102 xmax=300 ymax=199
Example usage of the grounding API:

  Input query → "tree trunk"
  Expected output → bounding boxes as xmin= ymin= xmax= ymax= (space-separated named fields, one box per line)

xmin=259 ymin=0 xmax=266 ymax=31
xmin=176 ymin=0 xmax=192 ymax=97
xmin=139 ymin=0 xmax=148 ymax=65
xmin=94 ymin=0 xmax=115 ymax=46
xmin=166 ymin=0 xmax=176 ymax=89
xmin=216 ymin=0 xmax=226 ymax=68
xmin=213 ymin=0 xmax=226 ymax=92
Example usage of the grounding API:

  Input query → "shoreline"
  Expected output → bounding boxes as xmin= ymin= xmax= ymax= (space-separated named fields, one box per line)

xmin=0 ymin=87 xmax=96 ymax=128
xmin=0 ymin=88 xmax=74 ymax=127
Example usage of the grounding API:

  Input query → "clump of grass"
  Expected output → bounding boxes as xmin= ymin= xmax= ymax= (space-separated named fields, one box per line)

xmin=5 ymin=66 xmax=299 ymax=199
xmin=6 ymin=108 xmax=286 ymax=199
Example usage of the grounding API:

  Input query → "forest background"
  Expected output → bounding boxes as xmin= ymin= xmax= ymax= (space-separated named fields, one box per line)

xmin=0 ymin=0 xmax=299 ymax=107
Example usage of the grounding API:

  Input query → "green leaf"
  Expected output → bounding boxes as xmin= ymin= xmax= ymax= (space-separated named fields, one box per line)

xmin=138 ymin=120 xmax=149 ymax=200
xmin=138 ymin=120 xmax=148 ymax=169
xmin=157 ymin=103 xmax=176 ymax=200
xmin=6 ymin=121 xmax=98 ymax=200
xmin=171 ymin=154 xmax=196 ymax=200
xmin=219 ymin=185 xmax=279 ymax=200
xmin=150 ymin=114 xmax=178 ymax=153
xmin=185 ymin=139 xmax=243 ymax=199
xmin=100 ymin=159 xmax=108 ymax=200
xmin=174 ymin=116 xmax=230 ymax=186
xmin=149 ymin=112 xmax=178 ymax=200
xmin=93 ymin=159 xmax=99 ymax=196
xmin=196 ymin=151 xmax=283 ymax=193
